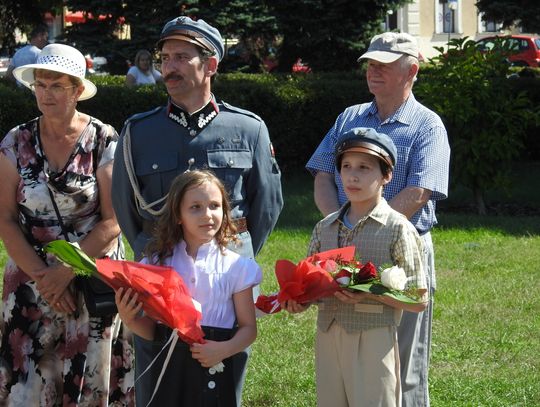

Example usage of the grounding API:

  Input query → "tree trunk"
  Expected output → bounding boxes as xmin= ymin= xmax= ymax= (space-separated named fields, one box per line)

xmin=473 ymin=185 xmax=487 ymax=215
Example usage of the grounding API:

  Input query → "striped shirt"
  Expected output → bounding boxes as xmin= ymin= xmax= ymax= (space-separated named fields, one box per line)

xmin=306 ymin=93 xmax=450 ymax=234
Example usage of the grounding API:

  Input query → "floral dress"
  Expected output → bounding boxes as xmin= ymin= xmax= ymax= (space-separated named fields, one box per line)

xmin=0 ymin=117 xmax=135 ymax=406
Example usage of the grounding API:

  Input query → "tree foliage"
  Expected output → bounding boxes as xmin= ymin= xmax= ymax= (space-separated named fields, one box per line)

xmin=0 ymin=0 xmax=61 ymax=51
xmin=264 ymin=0 xmax=410 ymax=72
xmin=60 ymin=0 xmax=410 ymax=73
xmin=476 ymin=0 xmax=540 ymax=33
xmin=416 ymin=38 xmax=538 ymax=214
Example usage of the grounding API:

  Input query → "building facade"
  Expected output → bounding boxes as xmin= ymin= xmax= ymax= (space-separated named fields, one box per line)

xmin=384 ymin=0 xmax=531 ymax=59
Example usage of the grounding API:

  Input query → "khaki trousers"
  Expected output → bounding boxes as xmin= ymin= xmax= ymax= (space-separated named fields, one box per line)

xmin=315 ymin=322 xmax=401 ymax=407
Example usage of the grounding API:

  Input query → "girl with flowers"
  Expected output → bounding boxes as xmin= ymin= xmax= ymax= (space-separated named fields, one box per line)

xmin=116 ymin=170 xmax=261 ymax=407
xmin=282 ymin=128 xmax=428 ymax=407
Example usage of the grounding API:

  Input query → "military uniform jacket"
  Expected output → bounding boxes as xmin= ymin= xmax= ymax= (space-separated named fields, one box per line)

xmin=112 ymin=98 xmax=283 ymax=258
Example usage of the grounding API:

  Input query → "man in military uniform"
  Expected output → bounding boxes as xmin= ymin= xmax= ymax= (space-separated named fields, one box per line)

xmin=112 ymin=16 xmax=283 ymax=406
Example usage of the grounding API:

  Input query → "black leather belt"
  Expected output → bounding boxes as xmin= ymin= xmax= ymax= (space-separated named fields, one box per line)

xmin=142 ymin=217 xmax=248 ymax=236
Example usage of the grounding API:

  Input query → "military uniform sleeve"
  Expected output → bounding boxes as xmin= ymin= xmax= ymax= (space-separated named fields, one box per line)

xmin=245 ymin=120 xmax=283 ymax=256
xmin=112 ymin=122 xmax=142 ymax=254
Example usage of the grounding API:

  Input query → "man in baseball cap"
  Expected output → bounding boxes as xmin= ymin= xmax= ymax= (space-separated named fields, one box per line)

xmin=306 ymin=30 xmax=450 ymax=407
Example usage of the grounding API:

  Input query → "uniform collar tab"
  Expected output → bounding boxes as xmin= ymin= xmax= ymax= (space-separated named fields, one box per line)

xmin=167 ymin=97 xmax=219 ymax=134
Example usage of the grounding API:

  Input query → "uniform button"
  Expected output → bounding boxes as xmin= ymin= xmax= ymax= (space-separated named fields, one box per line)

xmin=191 ymin=277 xmax=196 ymax=283
xmin=151 ymin=163 xmax=158 ymax=170
xmin=228 ymin=159 xmax=234 ymax=167
xmin=208 ymin=367 xmax=216 ymax=375
xmin=208 ymin=380 xmax=216 ymax=389
xmin=189 ymin=129 xmax=197 ymax=136
xmin=217 ymin=137 xmax=225 ymax=144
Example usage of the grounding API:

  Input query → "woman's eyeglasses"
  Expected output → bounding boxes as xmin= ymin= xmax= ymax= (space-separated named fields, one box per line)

xmin=30 ymin=81 xmax=77 ymax=96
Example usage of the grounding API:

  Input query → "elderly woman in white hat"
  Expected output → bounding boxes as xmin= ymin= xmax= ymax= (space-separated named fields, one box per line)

xmin=0 ymin=43 xmax=134 ymax=405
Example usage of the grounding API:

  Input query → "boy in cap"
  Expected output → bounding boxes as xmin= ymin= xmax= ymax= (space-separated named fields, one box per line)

xmin=285 ymin=127 xmax=428 ymax=407
xmin=112 ymin=15 xmax=283 ymax=407
xmin=306 ymin=32 xmax=450 ymax=407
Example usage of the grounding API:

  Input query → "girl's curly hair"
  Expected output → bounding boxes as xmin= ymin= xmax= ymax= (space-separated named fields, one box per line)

xmin=144 ymin=170 xmax=238 ymax=264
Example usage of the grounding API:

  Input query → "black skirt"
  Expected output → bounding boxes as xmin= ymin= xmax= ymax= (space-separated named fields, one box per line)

xmin=134 ymin=325 xmax=249 ymax=407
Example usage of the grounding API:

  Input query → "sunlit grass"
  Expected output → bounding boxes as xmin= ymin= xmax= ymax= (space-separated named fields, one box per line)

xmin=1 ymin=170 xmax=539 ymax=406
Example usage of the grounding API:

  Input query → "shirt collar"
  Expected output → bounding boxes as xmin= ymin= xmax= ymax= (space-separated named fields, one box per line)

xmin=167 ymin=96 xmax=219 ymax=134
xmin=328 ymin=198 xmax=391 ymax=228
xmin=367 ymin=92 xmax=417 ymax=126
xmin=175 ymin=239 xmax=218 ymax=260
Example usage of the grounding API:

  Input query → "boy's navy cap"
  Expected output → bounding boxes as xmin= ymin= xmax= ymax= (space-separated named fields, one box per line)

xmin=358 ymin=32 xmax=418 ymax=63
xmin=158 ymin=16 xmax=224 ymax=61
xmin=335 ymin=127 xmax=397 ymax=169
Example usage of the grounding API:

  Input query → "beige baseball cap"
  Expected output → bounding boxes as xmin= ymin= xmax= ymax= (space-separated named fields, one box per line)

xmin=358 ymin=32 xmax=419 ymax=63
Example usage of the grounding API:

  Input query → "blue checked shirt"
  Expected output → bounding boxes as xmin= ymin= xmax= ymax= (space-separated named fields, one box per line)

xmin=306 ymin=93 xmax=450 ymax=234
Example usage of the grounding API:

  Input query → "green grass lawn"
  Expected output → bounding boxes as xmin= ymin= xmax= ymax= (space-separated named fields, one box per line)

xmin=1 ymin=168 xmax=539 ymax=406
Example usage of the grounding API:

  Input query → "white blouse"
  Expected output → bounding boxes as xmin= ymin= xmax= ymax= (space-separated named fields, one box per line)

xmin=126 ymin=66 xmax=162 ymax=85
xmin=142 ymin=240 xmax=262 ymax=329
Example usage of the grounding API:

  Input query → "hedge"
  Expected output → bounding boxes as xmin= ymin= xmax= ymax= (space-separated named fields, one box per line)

xmin=1 ymin=71 xmax=538 ymax=171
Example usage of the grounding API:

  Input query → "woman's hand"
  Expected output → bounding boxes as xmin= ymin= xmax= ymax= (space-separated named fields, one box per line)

xmin=281 ymin=299 xmax=311 ymax=314
xmin=190 ymin=340 xmax=229 ymax=368
xmin=50 ymin=288 xmax=77 ymax=313
xmin=115 ymin=287 xmax=143 ymax=326
xmin=35 ymin=263 xmax=75 ymax=305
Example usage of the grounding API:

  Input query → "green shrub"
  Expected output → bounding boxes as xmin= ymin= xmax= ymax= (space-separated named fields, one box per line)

xmin=415 ymin=38 xmax=539 ymax=214
xmin=1 ymin=70 xmax=539 ymax=175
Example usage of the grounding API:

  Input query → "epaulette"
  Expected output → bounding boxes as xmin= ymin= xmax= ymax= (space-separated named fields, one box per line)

xmin=123 ymin=106 xmax=163 ymax=126
xmin=219 ymin=101 xmax=263 ymax=122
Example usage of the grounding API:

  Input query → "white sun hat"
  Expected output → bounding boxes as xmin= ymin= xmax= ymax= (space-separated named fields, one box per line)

xmin=13 ymin=43 xmax=97 ymax=101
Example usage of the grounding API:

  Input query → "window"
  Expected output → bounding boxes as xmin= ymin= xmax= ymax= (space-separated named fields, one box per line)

xmin=385 ymin=10 xmax=398 ymax=31
xmin=436 ymin=0 xmax=459 ymax=34
xmin=478 ymin=13 xmax=503 ymax=33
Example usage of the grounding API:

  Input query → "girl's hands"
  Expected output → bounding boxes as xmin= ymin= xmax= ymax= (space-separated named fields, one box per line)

xmin=115 ymin=287 xmax=143 ymax=325
xmin=190 ymin=340 xmax=230 ymax=368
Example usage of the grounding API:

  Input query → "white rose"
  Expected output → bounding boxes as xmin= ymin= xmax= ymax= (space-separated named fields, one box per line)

xmin=380 ymin=266 xmax=407 ymax=291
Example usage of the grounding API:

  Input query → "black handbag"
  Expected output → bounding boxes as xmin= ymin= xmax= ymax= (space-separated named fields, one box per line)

xmin=75 ymin=275 xmax=117 ymax=317
xmin=46 ymin=185 xmax=117 ymax=317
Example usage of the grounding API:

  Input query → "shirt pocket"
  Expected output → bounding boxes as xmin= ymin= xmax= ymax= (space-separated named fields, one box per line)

xmin=207 ymin=149 xmax=253 ymax=202
xmin=135 ymin=152 xmax=178 ymax=201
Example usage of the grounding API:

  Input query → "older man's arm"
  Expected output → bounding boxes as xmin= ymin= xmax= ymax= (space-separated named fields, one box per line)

xmin=388 ymin=186 xmax=431 ymax=220
xmin=314 ymin=171 xmax=340 ymax=217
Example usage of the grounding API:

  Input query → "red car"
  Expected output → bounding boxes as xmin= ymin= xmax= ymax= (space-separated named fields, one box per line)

xmin=476 ymin=34 xmax=540 ymax=67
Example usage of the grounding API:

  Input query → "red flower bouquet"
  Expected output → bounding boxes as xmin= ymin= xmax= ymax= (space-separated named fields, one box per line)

xmin=255 ymin=246 xmax=423 ymax=315
xmin=44 ymin=240 xmax=205 ymax=344
xmin=255 ymin=247 xmax=356 ymax=315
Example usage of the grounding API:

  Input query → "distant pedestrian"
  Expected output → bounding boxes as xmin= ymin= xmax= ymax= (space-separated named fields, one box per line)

xmin=6 ymin=24 xmax=49 ymax=84
xmin=125 ymin=49 xmax=163 ymax=87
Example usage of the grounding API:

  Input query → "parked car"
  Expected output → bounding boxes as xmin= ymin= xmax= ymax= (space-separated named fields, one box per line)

xmin=85 ymin=54 xmax=108 ymax=75
xmin=291 ymin=58 xmax=311 ymax=73
xmin=476 ymin=34 xmax=540 ymax=67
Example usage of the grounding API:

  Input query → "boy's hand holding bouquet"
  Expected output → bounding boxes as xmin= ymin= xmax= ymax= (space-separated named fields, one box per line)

xmin=256 ymin=246 xmax=426 ymax=316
